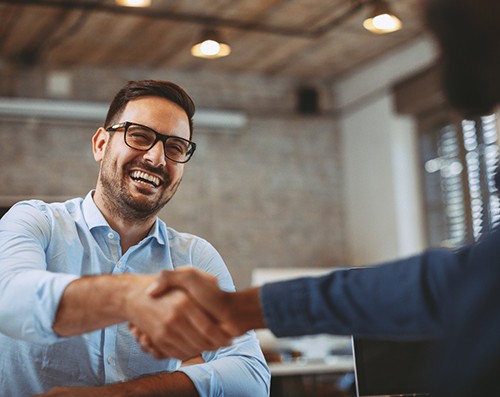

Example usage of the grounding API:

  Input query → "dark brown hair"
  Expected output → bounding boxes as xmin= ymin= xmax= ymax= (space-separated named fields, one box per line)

xmin=104 ymin=80 xmax=195 ymax=139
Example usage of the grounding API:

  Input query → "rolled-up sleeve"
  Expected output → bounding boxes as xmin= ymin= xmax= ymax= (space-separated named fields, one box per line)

xmin=0 ymin=202 xmax=78 ymax=344
xmin=178 ymin=332 xmax=270 ymax=397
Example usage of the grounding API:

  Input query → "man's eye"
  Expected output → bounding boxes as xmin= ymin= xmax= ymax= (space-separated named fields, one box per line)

xmin=130 ymin=132 xmax=149 ymax=139
xmin=165 ymin=144 xmax=184 ymax=153
xmin=166 ymin=138 xmax=189 ymax=153
xmin=128 ymin=129 xmax=154 ymax=143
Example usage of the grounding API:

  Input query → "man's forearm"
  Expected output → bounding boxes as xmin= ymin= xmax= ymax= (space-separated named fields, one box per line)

xmin=34 ymin=371 xmax=199 ymax=397
xmin=52 ymin=273 xmax=151 ymax=336
xmin=102 ymin=371 xmax=199 ymax=397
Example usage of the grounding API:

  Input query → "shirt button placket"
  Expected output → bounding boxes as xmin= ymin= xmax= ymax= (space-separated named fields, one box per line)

xmin=107 ymin=231 xmax=122 ymax=268
xmin=103 ymin=328 xmax=119 ymax=383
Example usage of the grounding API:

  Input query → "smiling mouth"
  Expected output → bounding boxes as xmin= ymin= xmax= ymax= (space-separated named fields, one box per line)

xmin=130 ymin=171 xmax=161 ymax=188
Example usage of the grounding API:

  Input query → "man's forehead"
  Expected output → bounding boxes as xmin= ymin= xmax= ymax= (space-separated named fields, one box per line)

xmin=121 ymin=97 xmax=188 ymax=120
xmin=120 ymin=98 xmax=189 ymax=131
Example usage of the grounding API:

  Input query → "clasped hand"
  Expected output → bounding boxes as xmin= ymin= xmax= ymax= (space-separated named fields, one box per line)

xmin=129 ymin=268 xmax=244 ymax=360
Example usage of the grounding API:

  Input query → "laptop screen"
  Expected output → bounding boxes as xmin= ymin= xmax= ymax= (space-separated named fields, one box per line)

xmin=352 ymin=337 xmax=436 ymax=397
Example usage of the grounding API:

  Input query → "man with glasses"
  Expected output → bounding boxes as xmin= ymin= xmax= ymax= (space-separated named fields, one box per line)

xmin=0 ymin=80 xmax=270 ymax=396
xmin=106 ymin=121 xmax=196 ymax=166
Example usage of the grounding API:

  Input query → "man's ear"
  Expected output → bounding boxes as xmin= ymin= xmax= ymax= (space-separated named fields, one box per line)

xmin=92 ymin=127 xmax=109 ymax=163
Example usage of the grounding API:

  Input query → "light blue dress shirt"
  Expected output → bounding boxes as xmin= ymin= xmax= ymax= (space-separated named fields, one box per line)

xmin=0 ymin=192 xmax=270 ymax=397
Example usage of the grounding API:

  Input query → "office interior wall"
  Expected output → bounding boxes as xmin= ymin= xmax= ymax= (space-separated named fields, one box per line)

xmin=335 ymin=36 xmax=437 ymax=266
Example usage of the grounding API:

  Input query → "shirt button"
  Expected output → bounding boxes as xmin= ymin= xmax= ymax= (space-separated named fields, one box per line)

xmin=108 ymin=233 xmax=114 ymax=239
xmin=117 ymin=260 xmax=122 ymax=268
xmin=107 ymin=355 xmax=113 ymax=365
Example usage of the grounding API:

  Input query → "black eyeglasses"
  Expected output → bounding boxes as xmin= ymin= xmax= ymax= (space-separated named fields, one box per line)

xmin=106 ymin=121 xmax=196 ymax=164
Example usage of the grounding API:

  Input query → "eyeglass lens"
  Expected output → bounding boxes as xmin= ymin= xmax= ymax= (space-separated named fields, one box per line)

xmin=125 ymin=124 xmax=193 ymax=162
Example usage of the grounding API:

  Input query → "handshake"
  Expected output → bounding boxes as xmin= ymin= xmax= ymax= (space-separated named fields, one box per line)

xmin=127 ymin=268 xmax=266 ymax=360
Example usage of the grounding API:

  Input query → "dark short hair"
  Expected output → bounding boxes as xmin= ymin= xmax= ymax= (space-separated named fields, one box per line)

xmin=425 ymin=0 xmax=500 ymax=116
xmin=104 ymin=80 xmax=195 ymax=139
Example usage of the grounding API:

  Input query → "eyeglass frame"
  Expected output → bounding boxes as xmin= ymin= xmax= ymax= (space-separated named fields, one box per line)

xmin=105 ymin=121 xmax=197 ymax=164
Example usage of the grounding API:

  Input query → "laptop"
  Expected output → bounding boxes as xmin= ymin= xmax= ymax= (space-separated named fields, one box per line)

xmin=352 ymin=337 xmax=435 ymax=397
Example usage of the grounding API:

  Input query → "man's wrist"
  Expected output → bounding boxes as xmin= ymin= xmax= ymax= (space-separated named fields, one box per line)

xmin=230 ymin=287 xmax=266 ymax=333
xmin=123 ymin=274 xmax=157 ymax=323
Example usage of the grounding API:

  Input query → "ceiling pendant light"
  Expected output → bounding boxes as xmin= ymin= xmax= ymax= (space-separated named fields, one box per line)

xmin=363 ymin=0 xmax=402 ymax=34
xmin=191 ymin=29 xmax=231 ymax=59
xmin=115 ymin=0 xmax=151 ymax=7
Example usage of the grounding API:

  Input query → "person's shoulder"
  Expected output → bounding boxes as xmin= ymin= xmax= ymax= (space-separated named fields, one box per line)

xmin=160 ymin=222 xmax=213 ymax=249
xmin=164 ymin=225 xmax=204 ymax=243
xmin=9 ymin=197 xmax=84 ymax=221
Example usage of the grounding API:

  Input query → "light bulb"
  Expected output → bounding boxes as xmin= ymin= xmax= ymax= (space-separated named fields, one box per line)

xmin=116 ymin=0 xmax=151 ymax=7
xmin=363 ymin=12 xmax=402 ymax=34
xmin=199 ymin=40 xmax=221 ymax=56
xmin=372 ymin=13 xmax=399 ymax=31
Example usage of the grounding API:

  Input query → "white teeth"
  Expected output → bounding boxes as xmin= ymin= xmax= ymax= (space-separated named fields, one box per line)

xmin=131 ymin=171 xmax=160 ymax=187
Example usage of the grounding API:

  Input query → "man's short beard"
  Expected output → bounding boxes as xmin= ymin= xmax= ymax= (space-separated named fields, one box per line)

xmin=110 ymin=183 xmax=167 ymax=221
xmin=98 ymin=159 xmax=180 ymax=223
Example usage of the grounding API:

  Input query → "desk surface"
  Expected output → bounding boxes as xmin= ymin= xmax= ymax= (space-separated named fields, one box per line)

xmin=269 ymin=355 xmax=354 ymax=377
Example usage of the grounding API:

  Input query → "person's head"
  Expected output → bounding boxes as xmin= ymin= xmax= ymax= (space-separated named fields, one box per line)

xmin=424 ymin=0 xmax=500 ymax=116
xmin=92 ymin=80 xmax=196 ymax=223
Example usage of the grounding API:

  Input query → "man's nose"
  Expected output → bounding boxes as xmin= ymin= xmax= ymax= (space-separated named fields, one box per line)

xmin=143 ymin=140 xmax=167 ymax=167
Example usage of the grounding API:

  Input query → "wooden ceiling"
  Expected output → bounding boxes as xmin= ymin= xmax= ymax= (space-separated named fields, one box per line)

xmin=0 ymin=0 xmax=426 ymax=81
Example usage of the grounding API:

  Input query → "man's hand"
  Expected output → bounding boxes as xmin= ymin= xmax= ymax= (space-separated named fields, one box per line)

xmin=130 ymin=268 xmax=266 ymax=357
xmin=148 ymin=268 xmax=244 ymax=335
xmin=124 ymin=275 xmax=232 ymax=360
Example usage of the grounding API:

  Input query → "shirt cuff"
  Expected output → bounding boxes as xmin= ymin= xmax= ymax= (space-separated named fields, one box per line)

xmin=31 ymin=272 xmax=80 ymax=343
xmin=177 ymin=363 xmax=222 ymax=397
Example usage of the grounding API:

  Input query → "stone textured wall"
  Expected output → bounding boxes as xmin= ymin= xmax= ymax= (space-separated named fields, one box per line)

xmin=0 ymin=66 xmax=347 ymax=288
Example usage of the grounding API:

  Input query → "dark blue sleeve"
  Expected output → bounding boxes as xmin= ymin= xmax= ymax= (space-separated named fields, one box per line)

xmin=433 ymin=227 xmax=500 ymax=396
xmin=260 ymin=248 xmax=466 ymax=339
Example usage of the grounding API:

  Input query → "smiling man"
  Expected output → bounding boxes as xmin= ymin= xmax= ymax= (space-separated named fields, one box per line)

xmin=0 ymin=80 xmax=270 ymax=397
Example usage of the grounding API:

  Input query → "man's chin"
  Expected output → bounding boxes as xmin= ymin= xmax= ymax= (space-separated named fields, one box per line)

xmin=126 ymin=191 xmax=172 ymax=218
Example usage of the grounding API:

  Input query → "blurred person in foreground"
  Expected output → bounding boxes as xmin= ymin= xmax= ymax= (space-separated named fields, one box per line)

xmin=134 ymin=0 xmax=500 ymax=396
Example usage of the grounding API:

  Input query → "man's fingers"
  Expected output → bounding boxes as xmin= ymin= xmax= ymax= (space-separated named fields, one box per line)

xmin=149 ymin=294 xmax=232 ymax=357
xmin=147 ymin=268 xmax=215 ymax=298
xmin=147 ymin=269 xmax=226 ymax=324
xmin=182 ymin=297 xmax=232 ymax=348
xmin=164 ymin=270 xmax=225 ymax=313
xmin=130 ymin=288 xmax=232 ymax=360
xmin=146 ymin=275 xmax=169 ymax=297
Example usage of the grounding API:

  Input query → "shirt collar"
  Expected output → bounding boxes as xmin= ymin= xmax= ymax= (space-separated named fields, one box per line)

xmin=82 ymin=190 xmax=167 ymax=246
